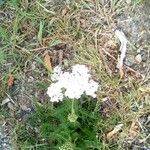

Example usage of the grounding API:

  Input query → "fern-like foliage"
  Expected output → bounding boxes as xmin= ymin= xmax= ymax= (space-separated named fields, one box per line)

xmin=16 ymin=96 xmax=121 ymax=150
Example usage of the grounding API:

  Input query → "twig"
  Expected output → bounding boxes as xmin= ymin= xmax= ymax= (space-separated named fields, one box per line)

xmin=5 ymin=93 xmax=15 ymax=104
xmin=36 ymin=1 xmax=56 ymax=15
xmin=139 ymin=134 xmax=150 ymax=143
xmin=115 ymin=30 xmax=128 ymax=78
xmin=29 ymin=47 xmax=48 ymax=52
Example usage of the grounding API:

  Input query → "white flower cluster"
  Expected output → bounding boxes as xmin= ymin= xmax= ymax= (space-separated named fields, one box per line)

xmin=47 ymin=64 xmax=99 ymax=102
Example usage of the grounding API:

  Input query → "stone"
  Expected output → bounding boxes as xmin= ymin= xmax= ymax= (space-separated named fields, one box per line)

xmin=135 ymin=54 xmax=142 ymax=63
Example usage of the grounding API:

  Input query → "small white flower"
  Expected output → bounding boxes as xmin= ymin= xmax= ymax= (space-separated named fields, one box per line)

xmin=72 ymin=64 xmax=91 ymax=80
xmin=47 ymin=64 xmax=99 ymax=102
xmin=85 ymin=80 xmax=99 ymax=98
xmin=47 ymin=82 xmax=63 ymax=102
xmin=65 ymin=81 xmax=84 ymax=99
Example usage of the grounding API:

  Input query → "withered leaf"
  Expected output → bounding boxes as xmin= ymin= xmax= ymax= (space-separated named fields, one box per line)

xmin=129 ymin=121 xmax=140 ymax=138
xmin=106 ymin=124 xmax=123 ymax=141
xmin=8 ymin=74 xmax=15 ymax=86
xmin=44 ymin=53 xmax=52 ymax=71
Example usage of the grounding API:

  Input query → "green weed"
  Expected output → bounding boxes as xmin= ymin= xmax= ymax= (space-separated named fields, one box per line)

xmin=15 ymin=97 xmax=121 ymax=150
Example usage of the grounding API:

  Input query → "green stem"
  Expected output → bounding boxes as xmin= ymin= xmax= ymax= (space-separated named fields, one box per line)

xmin=71 ymin=99 xmax=75 ymax=114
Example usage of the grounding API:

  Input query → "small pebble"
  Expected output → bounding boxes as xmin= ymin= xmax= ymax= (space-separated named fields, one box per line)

xmin=126 ymin=0 xmax=131 ymax=4
xmin=135 ymin=54 xmax=142 ymax=63
xmin=31 ymin=61 xmax=36 ymax=70
xmin=137 ymin=49 xmax=141 ymax=53
xmin=28 ymin=76 xmax=34 ymax=82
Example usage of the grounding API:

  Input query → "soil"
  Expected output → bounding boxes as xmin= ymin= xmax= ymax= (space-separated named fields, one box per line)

xmin=116 ymin=3 xmax=150 ymax=77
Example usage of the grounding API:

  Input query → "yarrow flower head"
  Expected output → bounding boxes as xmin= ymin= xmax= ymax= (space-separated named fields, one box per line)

xmin=47 ymin=64 xmax=99 ymax=102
